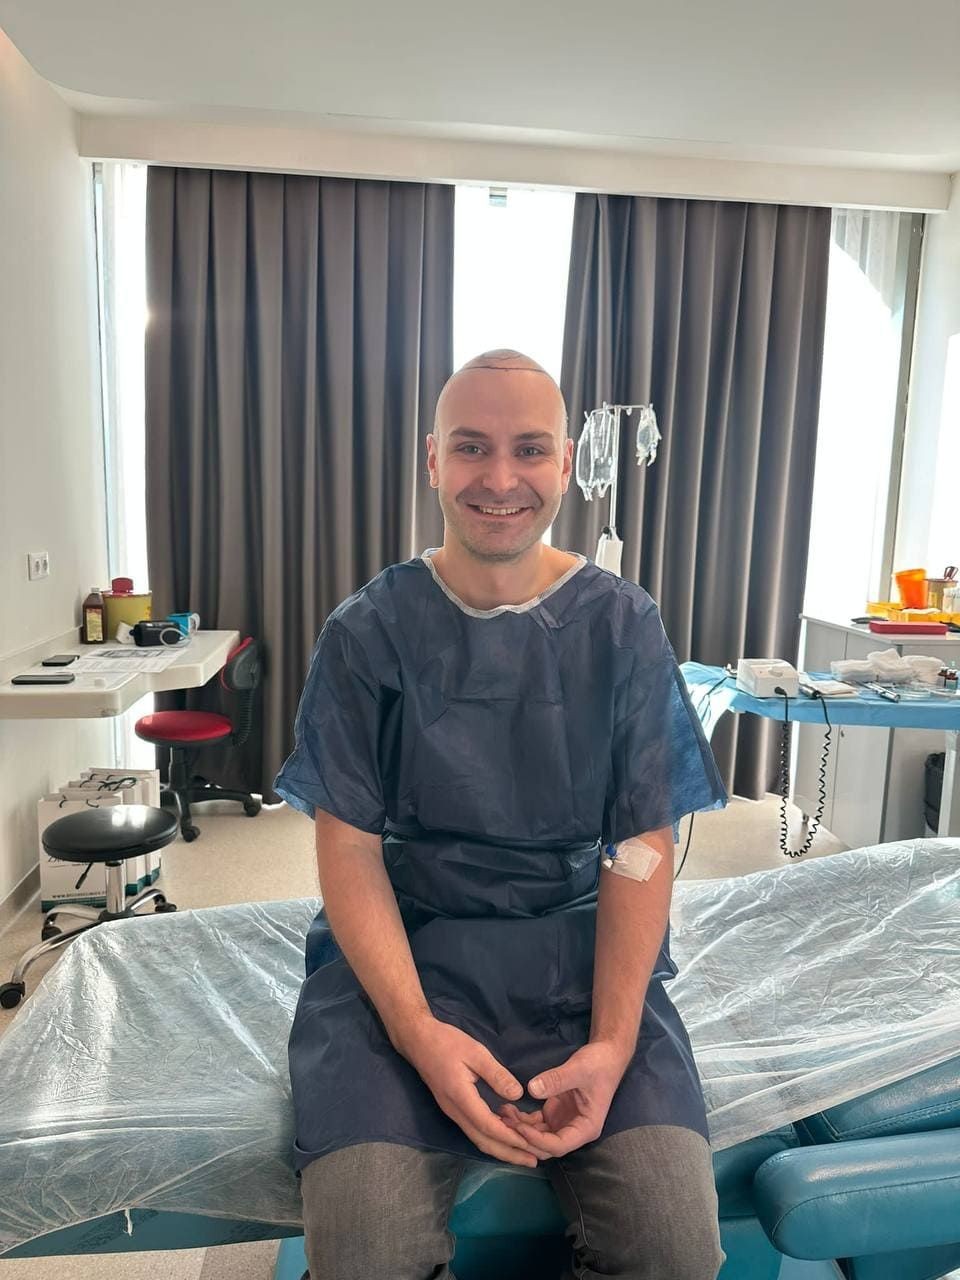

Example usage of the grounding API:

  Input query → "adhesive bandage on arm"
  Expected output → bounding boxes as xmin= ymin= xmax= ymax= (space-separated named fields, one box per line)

xmin=600 ymin=836 xmax=663 ymax=882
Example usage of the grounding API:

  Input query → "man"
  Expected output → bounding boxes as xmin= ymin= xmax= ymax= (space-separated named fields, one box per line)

xmin=275 ymin=349 xmax=727 ymax=1279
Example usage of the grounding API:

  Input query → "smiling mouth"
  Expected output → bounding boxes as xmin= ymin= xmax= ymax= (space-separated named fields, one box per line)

xmin=467 ymin=504 xmax=530 ymax=518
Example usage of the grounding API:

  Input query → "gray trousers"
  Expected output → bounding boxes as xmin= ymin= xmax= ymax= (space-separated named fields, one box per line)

xmin=300 ymin=1125 xmax=725 ymax=1280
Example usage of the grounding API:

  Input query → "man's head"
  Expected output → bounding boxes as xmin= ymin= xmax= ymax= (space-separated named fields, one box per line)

xmin=427 ymin=350 xmax=573 ymax=563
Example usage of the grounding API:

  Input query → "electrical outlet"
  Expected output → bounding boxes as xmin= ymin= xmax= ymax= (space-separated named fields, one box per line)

xmin=27 ymin=551 xmax=50 ymax=581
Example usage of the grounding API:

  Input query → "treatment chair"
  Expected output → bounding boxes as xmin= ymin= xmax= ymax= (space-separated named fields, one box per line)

xmin=1 ymin=841 xmax=958 ymax=1279
xmin=135 ymin=637 xmax=262 ymax=842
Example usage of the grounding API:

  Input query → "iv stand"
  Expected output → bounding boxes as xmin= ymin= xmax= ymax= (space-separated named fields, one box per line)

xmin=576 ymin=402 xmax=660 ymax=576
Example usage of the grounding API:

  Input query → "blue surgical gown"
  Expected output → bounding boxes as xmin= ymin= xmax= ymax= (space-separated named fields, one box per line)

xmin=275 ymin=552 xmax=726 ymax=1170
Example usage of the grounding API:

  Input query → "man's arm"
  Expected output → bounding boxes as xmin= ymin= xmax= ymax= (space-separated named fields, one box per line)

xmin=504 ymin=824 xmax=676 ymax=1157
xmin=315 ymin=809 xmax=432 ymax=1041
xmin=313 ymin=808 xmax=540 ymax=1166
xmin=590 ymin=824 xmax=675 ymax=1062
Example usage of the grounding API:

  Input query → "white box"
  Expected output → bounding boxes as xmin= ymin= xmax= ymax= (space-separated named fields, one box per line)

xmin=81 ymin=768 xmax=161 ymax=807
xmin=736 ymin=658 xmax=800 ymax=698
xmin=38 ymin=793 xmax=123 ymax=910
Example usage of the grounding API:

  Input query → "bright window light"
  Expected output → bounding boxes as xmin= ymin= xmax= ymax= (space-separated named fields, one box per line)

xmin=453 ymin=186 xmax=575 ymax=381
xmin=804 ymin=211 xmax=918 ymax=618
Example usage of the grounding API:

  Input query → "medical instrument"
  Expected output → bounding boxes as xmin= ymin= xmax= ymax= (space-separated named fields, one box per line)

xmin=576 ymin=402 xmax=660 ymax=576
xmin=735 ymin=658 xmax=799 ymax=698
xmin=864 ymin=681 xmax=900 ymax=703
xmin=601 ymin=836 xmax=663 ymax=882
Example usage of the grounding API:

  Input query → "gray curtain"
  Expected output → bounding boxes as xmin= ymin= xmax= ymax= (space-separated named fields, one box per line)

xmin=554 ymin=195 xmax=831 ymax=799
xmin=145 ymin=168 xmax=452 ymax=799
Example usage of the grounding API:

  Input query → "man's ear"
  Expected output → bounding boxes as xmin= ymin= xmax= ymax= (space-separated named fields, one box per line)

xmin=559 ymin=436 xmax=574 ymax=493
xmin=426 ymin=433 xmax=440 ymax=489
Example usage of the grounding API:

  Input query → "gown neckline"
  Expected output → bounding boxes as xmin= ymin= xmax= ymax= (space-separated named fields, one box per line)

xmin=419 ymin=548 xmax=588 ymax=619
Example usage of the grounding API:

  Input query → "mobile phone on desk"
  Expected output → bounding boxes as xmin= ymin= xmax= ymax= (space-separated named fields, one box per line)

xmin=41 ymin=654 xmax=79 ymax=666
xmin=11 ymin=673 xmax=76 ymax=685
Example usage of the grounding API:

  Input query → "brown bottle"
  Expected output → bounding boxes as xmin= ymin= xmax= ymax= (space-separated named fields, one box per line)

xmin=81 ymin=587 xmax=106 ymax=644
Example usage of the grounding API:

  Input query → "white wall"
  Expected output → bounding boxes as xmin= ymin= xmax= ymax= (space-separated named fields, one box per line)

xmin=0 ymin=30 xmax=113 ymax=909
xmin=895 ymin=177 xmax=960 ymax=578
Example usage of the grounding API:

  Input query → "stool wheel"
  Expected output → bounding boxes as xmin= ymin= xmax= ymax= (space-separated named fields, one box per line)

xmin=155 ymin=901 xmax=178 ymax=913
xmin=244 ymin=798 xmax=262 ymax=817
xmin=40 ymin=924 xmax=62 ymax=942
xmin=181 ymin=826 xmax=200 ymax=843
xmin=0 ymin=982 xmax=26 ymax=1010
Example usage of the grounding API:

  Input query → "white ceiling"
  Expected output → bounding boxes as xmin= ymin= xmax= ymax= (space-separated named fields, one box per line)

xmin=2 ymin=0 xmax=959 ymax=171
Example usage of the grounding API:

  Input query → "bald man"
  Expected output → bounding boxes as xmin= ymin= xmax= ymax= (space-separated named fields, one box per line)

xmin=276 ymin=350 xmax=727 ymax=1280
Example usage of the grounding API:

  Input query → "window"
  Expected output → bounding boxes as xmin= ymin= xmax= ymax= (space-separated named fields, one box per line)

xmin=803 ymin=211 xmax=922 ymax=620
xmin=94 ymin=161 xmax=153 ymax=767
xmin=453 ymin=185 xmax=575 ymax=381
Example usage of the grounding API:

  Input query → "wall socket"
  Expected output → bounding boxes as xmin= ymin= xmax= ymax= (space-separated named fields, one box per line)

xmin=27 ymin=551 xmax=50 ymax=581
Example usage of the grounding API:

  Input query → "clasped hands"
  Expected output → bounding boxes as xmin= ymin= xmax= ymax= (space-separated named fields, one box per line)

xmin=393 ymin=1014 xmax=630 ymax=1167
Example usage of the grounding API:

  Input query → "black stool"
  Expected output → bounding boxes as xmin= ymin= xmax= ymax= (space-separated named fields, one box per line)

xmin=0 ymin=805 xmax=180 ymax=1010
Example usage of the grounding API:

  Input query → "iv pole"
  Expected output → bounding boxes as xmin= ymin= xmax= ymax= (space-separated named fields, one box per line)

xmin=576 ymin=402 xmax=660 ymax=576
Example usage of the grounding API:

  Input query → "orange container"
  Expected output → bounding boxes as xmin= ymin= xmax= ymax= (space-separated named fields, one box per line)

xmin=895 ymin=568 xmax=928 ymax=609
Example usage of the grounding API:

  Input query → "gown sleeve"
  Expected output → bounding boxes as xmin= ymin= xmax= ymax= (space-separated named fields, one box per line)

xmin=603 ymin=600 xmax=727 ymax=844
xmin=273 ymin=620 xmax=386 ymax=834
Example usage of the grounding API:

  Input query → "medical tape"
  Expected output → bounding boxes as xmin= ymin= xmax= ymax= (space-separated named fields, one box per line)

xmin=600 ymin=837 xmax=663 ymax=882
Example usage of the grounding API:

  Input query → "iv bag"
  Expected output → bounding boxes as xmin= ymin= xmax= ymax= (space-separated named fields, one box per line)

xmin=635 ymin=404 xmax=661 ymax=467
xmin=576 ymin=406 xmax=617 ymax=500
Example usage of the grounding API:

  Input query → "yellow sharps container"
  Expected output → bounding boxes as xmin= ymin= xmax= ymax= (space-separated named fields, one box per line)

xmin=103 ymin=577 xmax=152 ymax=640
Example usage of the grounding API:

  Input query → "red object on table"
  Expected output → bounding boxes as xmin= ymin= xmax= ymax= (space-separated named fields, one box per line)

xmin=868 ymin=620 xmax=948 ymax=635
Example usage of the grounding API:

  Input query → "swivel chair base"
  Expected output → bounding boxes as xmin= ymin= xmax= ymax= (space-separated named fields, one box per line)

xmin=0 ymin=862 xmax=176 ymax=1011
xmin=164 ymin=750 xmax=262 ymax=842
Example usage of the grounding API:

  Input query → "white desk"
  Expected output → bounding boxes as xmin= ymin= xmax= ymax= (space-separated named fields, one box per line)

xmin=0 ymin=631 xmax=240 ymax=719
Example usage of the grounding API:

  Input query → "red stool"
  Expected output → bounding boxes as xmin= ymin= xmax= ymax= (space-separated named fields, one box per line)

xmin=135 ymin=637 xmax=262 ymax=842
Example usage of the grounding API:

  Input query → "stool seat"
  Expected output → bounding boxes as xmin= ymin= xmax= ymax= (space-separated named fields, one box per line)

xmin=136 ymin=710 xmax=233 ymax=746
xmin=41 ymin=805 xmax=180 ymax=863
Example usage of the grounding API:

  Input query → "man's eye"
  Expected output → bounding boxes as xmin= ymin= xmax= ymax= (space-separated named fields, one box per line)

xmin=457 ymin=444 xmax=482 ymax=455
xmin=519 ymin=447 xmax=543 ymax=457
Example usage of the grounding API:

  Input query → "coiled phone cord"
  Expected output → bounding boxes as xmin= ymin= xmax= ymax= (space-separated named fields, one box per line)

xmin=776 ymin=686 xmax=832 ymax=859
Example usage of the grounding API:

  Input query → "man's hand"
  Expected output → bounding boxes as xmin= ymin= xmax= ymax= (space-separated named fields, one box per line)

xmin=498 ymin=1041 xmax=631 ymax=1159
xmin=393 ymin=1014 xmax=542 ymax=1167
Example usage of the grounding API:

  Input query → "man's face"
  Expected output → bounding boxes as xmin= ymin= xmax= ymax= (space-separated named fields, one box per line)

xmin=427 ymin=367 xmax=573 ymax=563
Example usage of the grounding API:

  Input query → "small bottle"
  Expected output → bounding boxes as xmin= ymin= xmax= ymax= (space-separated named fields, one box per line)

xmin=81 ymin=587 xmax=106 ymax=644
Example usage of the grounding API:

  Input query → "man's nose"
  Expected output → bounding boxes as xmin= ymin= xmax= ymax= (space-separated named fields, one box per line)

xmin=481 ymin=454 xmax=522 ymax=495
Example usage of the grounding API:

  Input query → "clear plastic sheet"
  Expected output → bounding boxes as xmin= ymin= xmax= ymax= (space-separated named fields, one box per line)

xmin=1 ymin=841 xmax=958 ymax=1254
xmin=671 ymin=839 xmax=960 ymax=1150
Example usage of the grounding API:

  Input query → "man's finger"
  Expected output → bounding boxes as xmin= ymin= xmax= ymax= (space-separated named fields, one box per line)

xmin=446 ymin=1080 xmax=539 ymax=1155
xmin=519 ymin=1118 xmax=598 ymax=1159
xmin=529 ymin=1062 xmax=583 ymax=1099
xmin=499 ymin=1103 xmax=546 ymax=1127
xmin=452 ymin=1108 xmax=540 ymax=1166
xmin=468 ymin=1044 xmax=524 ymax=1101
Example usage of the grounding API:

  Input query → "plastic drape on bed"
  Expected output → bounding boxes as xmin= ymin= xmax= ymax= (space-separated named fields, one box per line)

xmin=1 ymin=839 xmax=958 ymax=1254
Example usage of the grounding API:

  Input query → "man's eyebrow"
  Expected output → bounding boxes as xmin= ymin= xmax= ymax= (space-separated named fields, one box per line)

xmin=447 ymin=427 xmax=556 ymax=443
